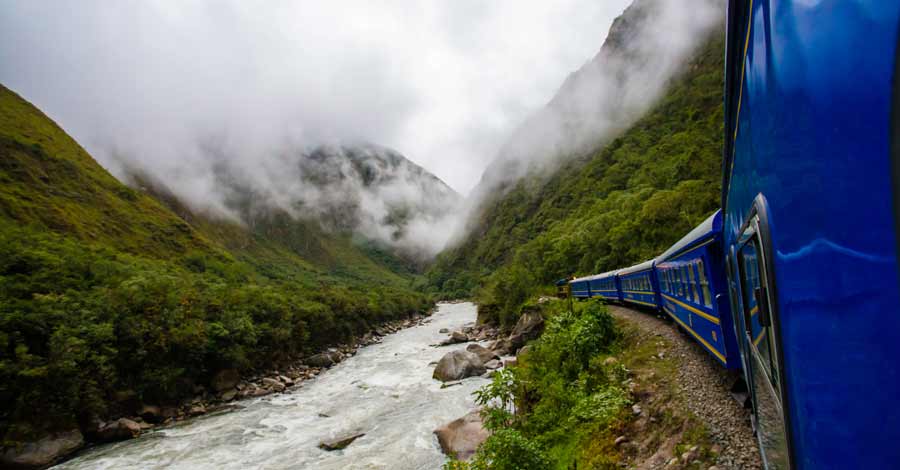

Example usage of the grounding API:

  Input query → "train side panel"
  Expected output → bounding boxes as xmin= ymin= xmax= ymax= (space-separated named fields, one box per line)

xmin=619 ymin=269 xmax=658 ymax=309
xmin=723 ymin=1 xmax=900 ymax=467
xmin=658 ymin=240 xmax=740 ymax=369
xmin=569 ymin=278 xmax=590 ymax=299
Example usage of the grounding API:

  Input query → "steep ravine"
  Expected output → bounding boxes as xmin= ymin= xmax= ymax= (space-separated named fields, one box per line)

xmin=53 ymin=303 xmax=487 ymax=470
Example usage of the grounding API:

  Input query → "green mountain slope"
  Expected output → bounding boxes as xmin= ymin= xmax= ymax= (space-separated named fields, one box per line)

xmin=428 ymin=33 xmax=724 ymax=325
xmin=0 ymin=84 xmax=431 ymax=444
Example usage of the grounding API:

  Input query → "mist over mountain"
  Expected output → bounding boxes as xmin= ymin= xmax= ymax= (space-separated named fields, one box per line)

xmin=126 ymin=143 xmax=462 ymax=261
xmin=470 ymin=0 xmax=723 ymax=202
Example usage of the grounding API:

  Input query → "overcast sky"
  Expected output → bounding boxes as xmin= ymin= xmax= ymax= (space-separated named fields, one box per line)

xmin=0 ymin=0 xmax=631 ymax=195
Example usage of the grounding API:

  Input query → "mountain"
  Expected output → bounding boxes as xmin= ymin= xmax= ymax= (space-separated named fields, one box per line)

xmin=472 ymin=0 xmax=721 ymax=197
xmin=427 ymin=3 xmax=725 ymax=325
xmin=0 ymin=84 xmax=434 ymax=447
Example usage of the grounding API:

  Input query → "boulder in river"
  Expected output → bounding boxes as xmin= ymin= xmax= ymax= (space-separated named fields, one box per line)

xmin=434 ymin=410 xmax=489 ymax=461
xmin=319 ymin=433 xmax=365 ymax=451
xmin=466 ymin=343 xmax=499 ymax=364
xmin=0 ymin=430 xmax=84 ymax=468
xmin=433 ymin=350 xmax=485 ymax=382
xmin=484 ymin=359 xmax=502 ymax=370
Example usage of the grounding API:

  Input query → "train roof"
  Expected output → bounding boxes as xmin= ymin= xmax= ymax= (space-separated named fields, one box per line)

xmin=617 ymin=259 xmax=655 ymax=276
xmin=658 ymin=210 xmax=722 ymax=262
xmin=570 ymin=269 xmax=619 ymax=284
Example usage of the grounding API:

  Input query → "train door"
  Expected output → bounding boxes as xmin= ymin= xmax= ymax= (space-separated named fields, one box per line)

xmin=734 ymin=205 xmax=792 ymax=469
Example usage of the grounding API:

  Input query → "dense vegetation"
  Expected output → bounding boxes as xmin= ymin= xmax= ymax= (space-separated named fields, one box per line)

xmin=0 ymin=85 xmax=431 ymax=444
xmin=446 ymin=301 xmax=628 ymax=469
xmin=427 ymin=34 xmax=725 ymax=326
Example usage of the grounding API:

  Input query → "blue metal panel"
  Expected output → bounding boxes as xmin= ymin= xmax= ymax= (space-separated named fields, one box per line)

xmin=724 ymin=1 xmax=900 ymax=467
xmin=588 ymin=270 xmax=620 ymax=301
xmin=618 ymin=262 xmax=660 ymax=310
xmin=657 ymin=228 xmax=741 ymax=369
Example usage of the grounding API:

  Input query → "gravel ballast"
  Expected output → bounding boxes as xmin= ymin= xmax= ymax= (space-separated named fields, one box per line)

xmin=608 ymin=305 xmax=762 ymax=469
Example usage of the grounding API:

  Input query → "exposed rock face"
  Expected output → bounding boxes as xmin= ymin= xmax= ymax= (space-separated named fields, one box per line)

xmin=0 ymin=430 xmax=84 ymax=469
xmin=96 ymin=418 xmax=142 ymax=442
xmin=466 ymin=344 xmax=499 ymax=364
xmin=211 ymin=369 xmax=241 ymax=392
xmin=307 ymin=353 xmax=336 ymax=368
xmin=434 ymin=410 xmax=490 ymax=461
xmin=318 ymin=433 xmax=365 ymax=451
xmin=508 ymin=310 xmax=544 ymax=352
xmin=433 ymin=350 xmax=486 ymax=382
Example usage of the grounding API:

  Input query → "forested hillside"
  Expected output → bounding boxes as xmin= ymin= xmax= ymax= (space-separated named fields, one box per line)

xmin=0 ymin=84 xmax=432 ymax=446
xmin=428 ymin=33 xmax=724 ymax=326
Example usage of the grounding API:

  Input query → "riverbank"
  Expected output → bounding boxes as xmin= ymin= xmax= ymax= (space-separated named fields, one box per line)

xmin=49 ymin=302 xmax=490 ymax=469
xmin=2 ymin=310 xmax=436 ymax=469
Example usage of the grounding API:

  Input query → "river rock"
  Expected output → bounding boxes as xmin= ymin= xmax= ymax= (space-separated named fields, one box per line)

xmin=507 ymin=309 xmax=544 ymax=352
xmin=439 ymin=328 xmax=450 ymax=333
xmin=439 ymin=331 xmax=469 ymax=346
xmin=466 ymin=344 xmax=499 ymax=364
xmin=97 ymin=418 xmax=142 ymax=442
xmin=318 ymin=433 xmax=365 ymax=451
xmin=0 ymin=430 xmax=84 ymax=468
xmin=488 ymin=338 xmax=513 ymax=356
xmin=307 ymin=353 xmax=335 ymax=368
xmin=433 ymin=350 xmax=485 ymax=382
xmin=262 ymin=377 xmax=285 ymax=392
xmin=434 ymin=410 xmax=489 ymax=461
xmin=211 ymin=369 xmax=241 ymax=392
xmin=220 ymin=389 xmax=238 ymax=401
xmin=484 ymin=359 xmax=502 ymax=370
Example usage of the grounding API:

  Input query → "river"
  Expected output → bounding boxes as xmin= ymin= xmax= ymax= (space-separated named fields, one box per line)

xmin=55 ymin=302 xmax=488 ymax=470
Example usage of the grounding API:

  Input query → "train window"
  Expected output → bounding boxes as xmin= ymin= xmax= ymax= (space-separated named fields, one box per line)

xmin=735 ymin=198 xmax=791 ymax=469
xmin=687 ymin=263 xmax=699 ymax=304
xmin=698 ymin=259 xmax=713 ymax=308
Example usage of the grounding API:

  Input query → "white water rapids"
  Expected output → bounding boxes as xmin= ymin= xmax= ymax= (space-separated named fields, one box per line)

xmin=55 ymin=302 xmax=489 ymax=470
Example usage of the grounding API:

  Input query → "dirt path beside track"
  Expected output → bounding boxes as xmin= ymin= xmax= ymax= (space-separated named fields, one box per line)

xmin=609 ymin=305 xmax=762 ymax=469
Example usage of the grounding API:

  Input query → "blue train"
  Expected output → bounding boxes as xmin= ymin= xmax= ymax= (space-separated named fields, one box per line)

xmin=566 ymin=2 xmax=900 ymax=467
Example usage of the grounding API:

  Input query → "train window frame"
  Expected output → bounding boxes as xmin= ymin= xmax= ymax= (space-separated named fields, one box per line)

xmin=734 ymin=193 xmax=795 ymax=469
xmin=698 ymin=259 xmax=713 ymax=308
xmin=688 ymin=262 xmax=700 ymax=305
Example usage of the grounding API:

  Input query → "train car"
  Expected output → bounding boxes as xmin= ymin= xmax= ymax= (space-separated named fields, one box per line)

xmin=656 ymin=210 xmax=741 ymax=369
xmin=555 ymin=278 xmax=570 ymax=298
xmin=568 ymin=275 xmax=592 ymax=299
xmin=616 ymin=260 xmax=660 ymax=309
xmin=587 ymin=270 xmax=621 ymax=302
xmin=723 ymin=1 xmax=900 ymax=468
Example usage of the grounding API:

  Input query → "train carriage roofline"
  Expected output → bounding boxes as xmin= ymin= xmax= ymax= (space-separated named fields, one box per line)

xmin=616 ymin=259 xmax=655 ymax=276
xmin=657 ymin=210 xmax=722 ymax=263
